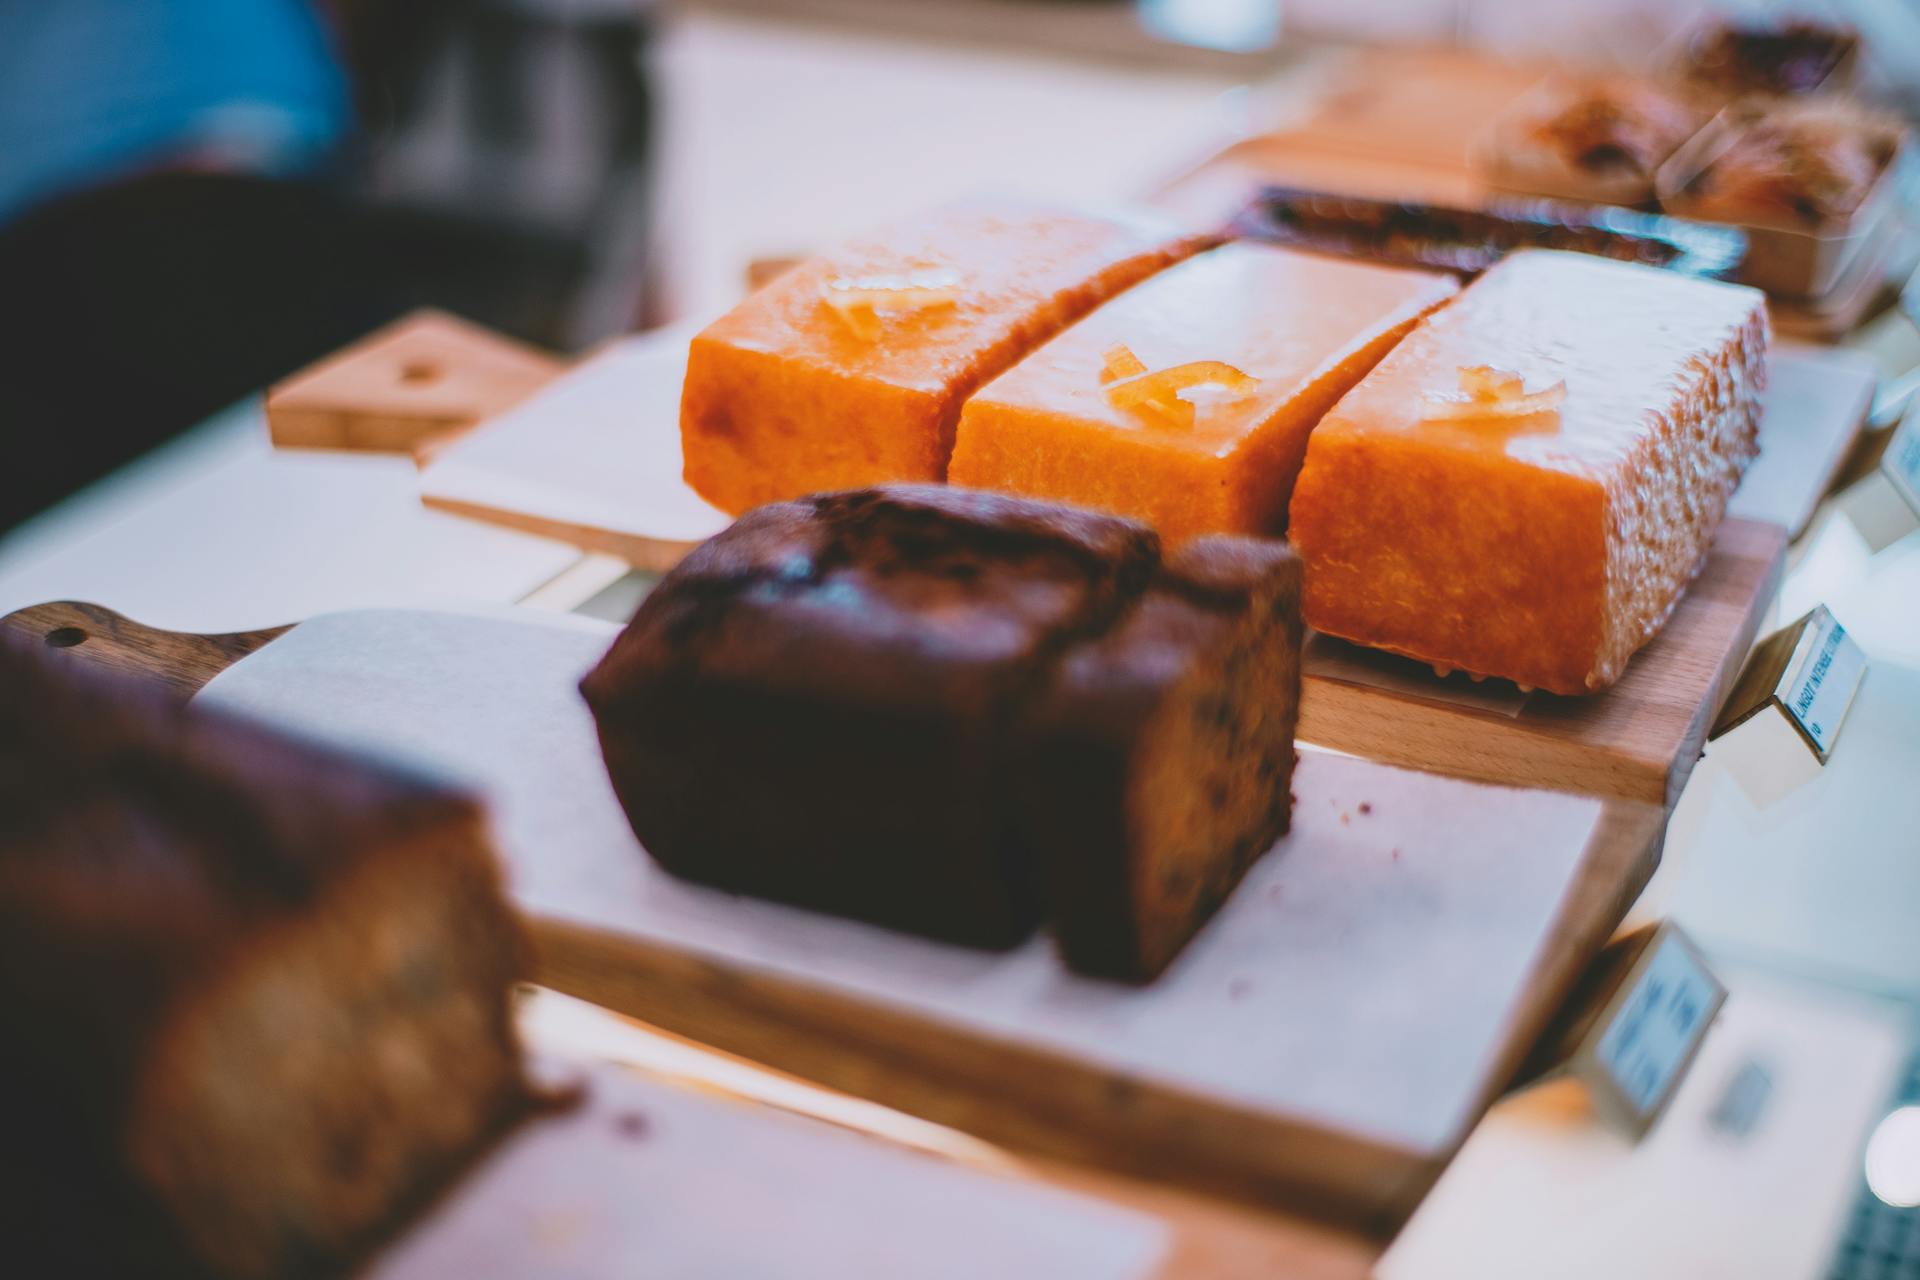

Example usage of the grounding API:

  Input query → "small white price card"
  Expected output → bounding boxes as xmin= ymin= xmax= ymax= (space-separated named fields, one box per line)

xmin=1589 ymin=927 xmax=1724 ymax=1129
xmin=1515 ymin=922 xmax=1726 ymax=1139
xmin=1885 ymin=402 xmax=1920 ymax=520
xmin=1711 ymin=605 xmax=1867 ymax=769
xmin=1778 ymin=606 xmax=1867 ymax=760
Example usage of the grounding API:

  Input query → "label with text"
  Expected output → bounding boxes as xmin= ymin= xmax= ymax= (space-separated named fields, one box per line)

xmin=1777 ymin=607 xmax=1866 ymax=759
xmin=1594 ymin=932 xmax=1721 ymax=1119
xmin=1886 ymin=407 xmax=1920 ymax=518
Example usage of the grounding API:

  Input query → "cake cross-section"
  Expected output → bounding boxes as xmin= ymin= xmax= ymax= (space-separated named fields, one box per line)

xmin=1014 ymin=536 xmax=1303 ymax=981
xmin=1288 ymin=249 xmax=1768 ymax=695
xmin=679 ymin=201 xmax=1213 ymax=514
xmin=948 ymin=242 xmax=1458 ymax=542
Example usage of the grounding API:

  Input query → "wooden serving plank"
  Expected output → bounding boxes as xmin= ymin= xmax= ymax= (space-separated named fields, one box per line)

xmin=1148 ymin=136 xmax=1487 ymax=236
xmin=7 ymin=606 xmax=1368 ymax=1276
xmin=1298 ymin=516 xmax=1788 ymax=808
xmin=1277 ymin=46 xmax=1547 ymax=174
xmin=266 ymin=310 xmax=565 ymax=462
xmin=375 ymin=1062 xmax=1169 ymax=1280
xmin=0 ymin=602 xmax=1663 ymax=1237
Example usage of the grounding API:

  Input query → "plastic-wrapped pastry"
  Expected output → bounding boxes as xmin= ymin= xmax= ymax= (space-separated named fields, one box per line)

xmin=1678 ymin=18 xmax=1858 ymax=99
xmin=1479 ymin=75 xmax=1707 ymax=204
xmin=1671 ymin=100 xmax=1900 ymax=226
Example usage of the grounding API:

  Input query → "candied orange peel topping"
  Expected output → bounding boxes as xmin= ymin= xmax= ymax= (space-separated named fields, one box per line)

xmin=1101 ymin=344 xmax=1261 ymax=430
xmin=820 ymin=268 xmax=961 ymax=340
xmin=1099 ymin=343 xmax=1149 ymax=384
xmin=1422 ymin=364 xmax=1566 ymax=421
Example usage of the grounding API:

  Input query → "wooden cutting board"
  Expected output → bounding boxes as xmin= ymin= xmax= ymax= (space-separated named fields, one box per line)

xmin=1 ymin=601 xmax=1662 ymax=1237
xmin=1299 ymin=515 xmax=1784 ymax=808
xmin=376 ymin=1061 xmax=1169 ymax=1279
xmin=267 ymin=310 xmax=565 ymax=460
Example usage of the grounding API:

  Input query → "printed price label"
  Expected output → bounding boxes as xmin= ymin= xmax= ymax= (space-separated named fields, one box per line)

xmin=1778 ymin=606 xmax=1867 ymax=760
xmin=1594 ymin=932 xmax=1721 ymax=1119
xmin=1886 ymin=406 xmax=1920 ymax=520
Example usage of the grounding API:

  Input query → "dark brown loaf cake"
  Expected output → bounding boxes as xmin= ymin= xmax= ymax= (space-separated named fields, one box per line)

xmin=580 ymin=484 xmax=1160 ymax=948
xmin=1013 ymin=537 xmax=1303 ymax=982
xmin=0 ymin=637 xmax=529 ymax=1280
xmin=584 ymin=486 xmax=1305 ymax=980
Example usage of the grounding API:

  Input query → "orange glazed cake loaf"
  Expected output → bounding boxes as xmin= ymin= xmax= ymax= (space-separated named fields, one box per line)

xmin=949 ymin=243 xmax=1457 ymax=542
xmin=681 ymin=200 xmax=1212 ymax=513
xmin=1288 ymin=249 xmax=1768 ymax=696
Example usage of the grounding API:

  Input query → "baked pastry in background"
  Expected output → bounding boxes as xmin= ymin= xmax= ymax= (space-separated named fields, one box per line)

xmin=1678 ymin=17 xmax=1858 ymax=99
xmin=0 ymin=637 xmax=529 ymax=1280
xmin=582 ymin=486 xmax=1303 ymax=980
xmin=1479 ymin=75 xmax=1706 ymax=204
xmin=680 ymin=201 xmax=1214 ymax=515
xmin=1671 ymin=99 xmax=1900 ymax=226
xmin=948 ymin=242 xmax=1456 ymax=542
xmin=1289 ymin=250 xmax=1768 ymax=696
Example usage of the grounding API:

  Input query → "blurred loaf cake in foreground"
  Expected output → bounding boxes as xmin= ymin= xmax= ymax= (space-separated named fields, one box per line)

xmin=0 ymin=637 xmax=529 ymax=1280
xmin=581 ymin=485 xmax=1303 ymax=981
xmin=679 ymin=201 xmax=1214 ymax=514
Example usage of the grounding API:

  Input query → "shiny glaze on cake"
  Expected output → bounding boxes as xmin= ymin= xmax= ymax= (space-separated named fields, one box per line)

xmin=680 ymin=201 xmax=1213 ymax=514
xmin=1289 ymin=249 xmax=1768 ymax=695
xmin=949 ymin=243 xmax=1457 ymax=542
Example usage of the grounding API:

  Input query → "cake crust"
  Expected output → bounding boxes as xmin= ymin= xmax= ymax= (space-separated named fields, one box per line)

xmin=1288 ymin=249 xmax=1768 ymax=694
xmin=949 ymin=243 xmax=1457 ymax=542
xmin=1014 ymin=537 xmax=1304 ymax=981
xmin=680 ymin=201 xmax=1213 ymax=514
xmin=584 ymin=488 xmax=1305 ymax=980
xmin=582 ymin=485 xmax=1161 ymax=948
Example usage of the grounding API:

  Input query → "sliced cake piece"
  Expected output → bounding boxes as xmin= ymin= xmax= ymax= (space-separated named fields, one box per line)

xmin=680 ymin=200 xmax=1213 ymax=514
xmin=580 ymin=485 xmax=1161 ymax=948
xmin=1289 ymin=249 xmax=1768 ymax=695
xmin=0 ymin=637 xmax=528 ymax=1280
xmin=949 ymin=242 xmax=1457 ymax=542
xmin=1013 ymin=537 xmax=1304 ymax=982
